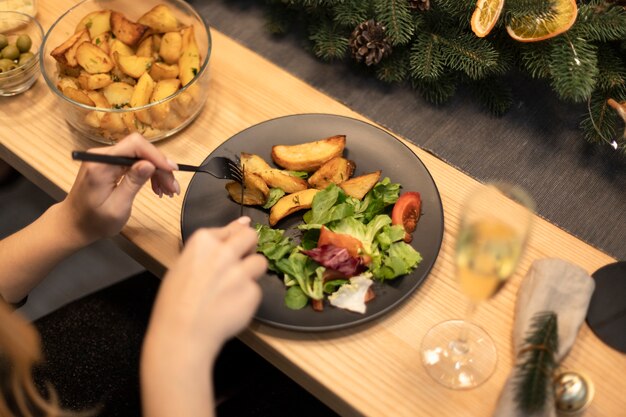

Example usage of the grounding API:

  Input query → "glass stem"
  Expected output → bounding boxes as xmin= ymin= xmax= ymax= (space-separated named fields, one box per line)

xmin=450 ymin=302 xmax=478 ymax=355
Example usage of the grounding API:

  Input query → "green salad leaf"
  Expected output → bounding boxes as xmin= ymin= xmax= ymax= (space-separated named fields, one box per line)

xmin=284 ymin=286 xmax=309 ymax=309
xmin=256 ymin=179 xmax=422 ymax=309
xmin=262 ymin=188 xmax=286 ymax=209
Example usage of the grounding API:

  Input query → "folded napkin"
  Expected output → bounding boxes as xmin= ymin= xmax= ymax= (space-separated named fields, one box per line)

xmin=493 ymin=258 xmax=596 ymax=417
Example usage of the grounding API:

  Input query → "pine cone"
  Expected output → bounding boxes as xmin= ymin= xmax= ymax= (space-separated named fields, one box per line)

xmin=349 ymin=20 xmax=392 ymax=66
xmin=408 ymin=0 xmax=430 ymax=11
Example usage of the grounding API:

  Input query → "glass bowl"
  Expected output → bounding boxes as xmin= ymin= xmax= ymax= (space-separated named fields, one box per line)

xmin=0 ymin=11 xmax=42 ymax=96
xmin=40 ymin=0 xmax=211 ymax=144
xmin=0 ymin=0 xmax=37 ymax=16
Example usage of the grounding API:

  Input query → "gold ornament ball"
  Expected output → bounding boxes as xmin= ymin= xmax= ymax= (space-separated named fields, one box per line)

xmin=554 ymin=372 xmax=593 ymax=413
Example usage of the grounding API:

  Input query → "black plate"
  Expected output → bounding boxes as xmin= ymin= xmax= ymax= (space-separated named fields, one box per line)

xmin=181 ymin=114 xmax=444 ymax=331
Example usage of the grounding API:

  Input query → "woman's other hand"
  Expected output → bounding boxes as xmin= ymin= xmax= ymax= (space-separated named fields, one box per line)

xmin=62 ymin=133 xmax=179 ymax=244
xmin=141 ymin=217 xmax=267 ymax=417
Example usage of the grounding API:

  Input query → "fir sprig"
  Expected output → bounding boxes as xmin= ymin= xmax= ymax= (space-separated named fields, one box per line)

xmin=514 ymin=311 xmax=558 ymax=414
xmin=262 ymin=0 xmax=626 ymax=150
xmin=549 ymin=34 xmax=599 ymax=102
xmin=374 ymin=0 xmax=414 ymax=45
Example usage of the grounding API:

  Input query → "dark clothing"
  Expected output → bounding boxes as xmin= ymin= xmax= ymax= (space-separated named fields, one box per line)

xmin=33 ymin=272 xmax=338 ymax=417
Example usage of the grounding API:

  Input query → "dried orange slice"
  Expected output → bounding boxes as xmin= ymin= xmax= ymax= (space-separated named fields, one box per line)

xmin=471 ymin=0 xmax=505 ymax=38
xmin=506 ymin=0 xmax=578 ymax=42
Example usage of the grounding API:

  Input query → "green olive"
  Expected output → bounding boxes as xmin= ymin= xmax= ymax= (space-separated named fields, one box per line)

xmin=0 ymin=58 xmax=18 ymax=73
xmin=16 ymin=34 xmax=32 ymax=53
xmin=18 ymin=52 xmax=35 ymax=66
xmin=0 ymin=34 xmax=8 ymax=50
xmin=1 ymin=44 xmax=19 ymax=61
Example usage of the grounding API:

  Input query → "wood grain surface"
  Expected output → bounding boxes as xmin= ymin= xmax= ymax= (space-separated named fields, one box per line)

xmin=0 ymin=1 xmax=623 ymax=416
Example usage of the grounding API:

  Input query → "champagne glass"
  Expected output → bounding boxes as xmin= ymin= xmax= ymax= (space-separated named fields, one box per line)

xmin=421 ymin=182 xmax=534 ymax=389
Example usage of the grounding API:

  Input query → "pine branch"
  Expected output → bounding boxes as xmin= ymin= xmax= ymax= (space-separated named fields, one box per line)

xmin=412 ymin=72 xmax=457 ymax=104
xmin=264 ymin=2 xmax=298 ymax=35
xmin=430 ymin=0 xmax=474 ymax=23
xmin=549 ymin=34 xmax=599 ymax=102
xmin=518 ymin=42 xmax=552 ymax=79
xmin=410 ymin=32 xmax=445 ymax=80
xmin=581 ymin=45 xmax=626 ymax=149
xmin=436 ymin=33 xmax=500 ymax=79
xmin=309 ymin=19 xmax=349 ymax=61
xmin=374 ymin=0 xmax=414 ymax=46
xmin=581 ymin=91 xmax=622 ymax=148
xmin=377 ymin=49 xmax=409 ymax=83
xmin=466 ymin=78 xmax=514 ymax=115
xmin=514 ymin=311 xmax=558 ymax=414
xmin=575 ymin=1 xmax=626 ymax=42
xmin=332 ymin=0 xmax=372 ymax=28
xmin=595 ymin=44 xmax=626 ymax=93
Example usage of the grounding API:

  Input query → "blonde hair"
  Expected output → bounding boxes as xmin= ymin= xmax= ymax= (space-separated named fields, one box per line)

xmin=0 ymin=300 xmax=74 ymax=417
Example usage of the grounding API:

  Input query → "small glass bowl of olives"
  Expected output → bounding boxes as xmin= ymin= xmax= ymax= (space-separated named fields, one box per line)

xmin=0 ymin=11 xmax=43 ymax=96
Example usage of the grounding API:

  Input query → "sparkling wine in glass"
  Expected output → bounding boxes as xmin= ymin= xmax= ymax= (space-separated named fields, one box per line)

xmin=421 ymin=182 xmax=534 ymax=389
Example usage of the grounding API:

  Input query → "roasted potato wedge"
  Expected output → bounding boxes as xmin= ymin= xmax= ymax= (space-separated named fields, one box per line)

xmin=57 ymin=62 xmax=82 ymax=78
xmin=78 ymin=71 xmax=113 ymax=90
xmin=179 ymin=26 xmax=201 ymax=86
xmin=240 ymin=153 xmax=273 ymax=173
xmin=339 ymin=171 xmax=381 ymax=200
xmin=308 ymin=157 xmax=355 ymax=189
xmin=226 ymin=173 xmax=269 ymax=206
xmin=100 ymin=112 xmax=126 ymax=133
xmin=149 ymin=78 xmax=181 ymax=129
xmin=130 ymin=72 xmax=156 ymax=124
xmin=109 ymin=38 xmax=134 ymax=57
xmin=65 ymin=29 xmax=91 ymax=67
xmin=103 ymin=82 xmax=134 ymax=106
xmin=85 ymin=90 xmax=110 ymax=108
xmin=239 ymin=153 xmax=308 ymax=193
xmin=57 ymin=76 xmax=79 ymax=92
xmin=269 ymin=189 xmax=320 ymax=226
xmin=50 ymin=29 xmax=90 ymax=66
xmin=111 ymin=11 xmax=148 ymax=46
xmin=259 ymin=170 xmax=308 ymax=194
xmin=149 ymin=61 xmax=179 ymax=81
xmin=271 ymin=135 xmax=346 ymax=172
xmin=137 ymin=4 xmax=179 ymax=33
xmin=63 ymin=86 xmax=95 ymax=106
xmin=75 ymin=10 xmax=111 ymax=38
xmin=92 ymin=31 xmax=112 ymax=55
xmin=76 ymin=42 xmax=114 ymax=74
xmin=114 ymin=52 xmax=154 ymax=79
xmin=171 ymin=90 xmax=195 ymax=118
xmin=159 ymin=31 xmax=182 ymax=64
xmin=135 ymin=36 xmax=154 ymax=58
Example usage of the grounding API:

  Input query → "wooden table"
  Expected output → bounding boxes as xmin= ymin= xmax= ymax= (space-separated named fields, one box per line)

xmin=1 ymin=2 xmax=624 ymax=416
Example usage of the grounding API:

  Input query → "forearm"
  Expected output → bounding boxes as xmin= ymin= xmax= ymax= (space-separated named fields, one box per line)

xmin=0 ymin=201 xmax=93 ymax=302
xmin=141 ymin=329 xmax=218 ymax=417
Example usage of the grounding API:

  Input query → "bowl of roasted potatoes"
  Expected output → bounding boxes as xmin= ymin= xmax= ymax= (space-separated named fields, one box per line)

xmin=40 ymin=0 xmax=211 ymax=143
xmin=0 ymin=11 xmax=43 ymax=96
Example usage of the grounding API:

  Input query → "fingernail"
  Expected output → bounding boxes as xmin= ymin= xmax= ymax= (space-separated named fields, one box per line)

xmin=167 ymin=159 xmax=178 ymax=171
xmin=172 ymin=179 xmax=181 ymax=195
xmin=237 ymin=216 xmax=251 ymax=225
xmin=158 ymin=189 xmax=163 ymax=198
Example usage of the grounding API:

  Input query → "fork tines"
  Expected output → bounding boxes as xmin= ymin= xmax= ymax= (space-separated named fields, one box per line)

xmin=225 ymin=157 xmax=243 ymax=182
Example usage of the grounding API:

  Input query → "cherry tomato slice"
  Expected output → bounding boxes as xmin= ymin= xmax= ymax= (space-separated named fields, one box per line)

xmin=391 ymin=192 xmax=421 ymax=243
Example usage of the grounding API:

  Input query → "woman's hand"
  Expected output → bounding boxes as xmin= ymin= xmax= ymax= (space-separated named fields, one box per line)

xmin=61 ymin=133 xmax=179 ymax=245
xmin=141 ymin=217 xmax=267 ymax=417
xmin=0 ymin=133 xmax=180 ymax=302
xmin=145 ymin=217 xmax=267 ymax=360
